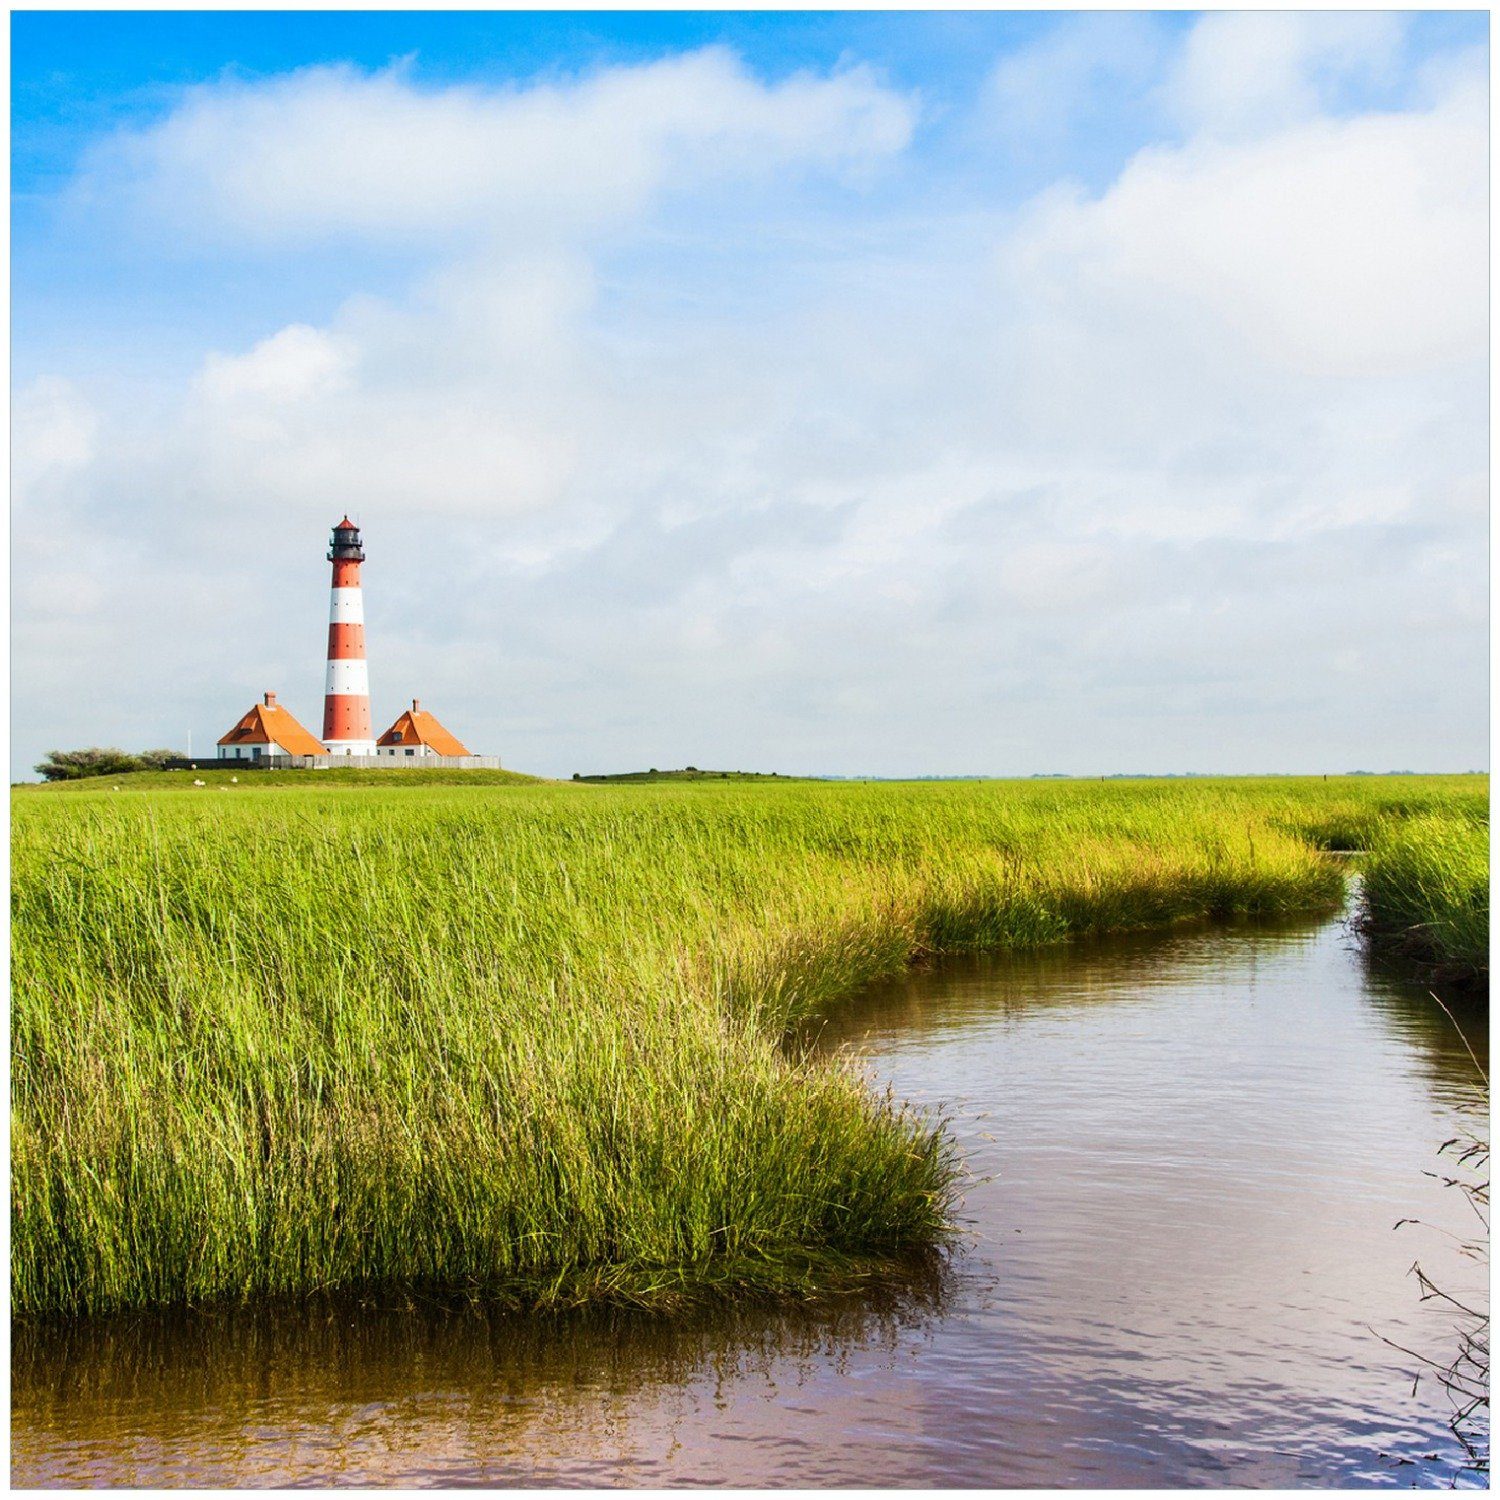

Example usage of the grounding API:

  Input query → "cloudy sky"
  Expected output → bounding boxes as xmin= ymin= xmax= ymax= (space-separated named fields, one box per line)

xmin=12 ymin=11 xmax=1488 ymax=779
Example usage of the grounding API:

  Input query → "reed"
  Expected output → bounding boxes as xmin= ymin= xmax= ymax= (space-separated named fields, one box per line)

xmin=12 ymin=773 xmax=1484 ymax=1317
xmin=1358 ymin=810 xmax=1489 ymax=984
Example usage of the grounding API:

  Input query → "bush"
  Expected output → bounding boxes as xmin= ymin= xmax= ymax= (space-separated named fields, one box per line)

xmin=35 ymin=749 xmax=144 ymax=782
xmin=135 ymin=749 xmax=185 ymax=771
xmin=34 ymin=747 xmax=186 ymax=782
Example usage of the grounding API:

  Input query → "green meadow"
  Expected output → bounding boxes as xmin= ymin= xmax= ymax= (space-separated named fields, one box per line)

xmin=11 ymin=773 xmax=1486 ymax=1319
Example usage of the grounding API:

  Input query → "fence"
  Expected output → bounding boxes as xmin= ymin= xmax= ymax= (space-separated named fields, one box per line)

xmin=165 ymin=754 xmax=504 ymax=771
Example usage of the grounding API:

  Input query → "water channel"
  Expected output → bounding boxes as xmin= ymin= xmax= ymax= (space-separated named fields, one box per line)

xmin=12 ymin=907 xmax=1489 ymax=1486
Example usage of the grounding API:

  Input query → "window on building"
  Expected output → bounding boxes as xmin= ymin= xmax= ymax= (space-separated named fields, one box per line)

xmin=406 ymin=748 xmax=415 ymax=756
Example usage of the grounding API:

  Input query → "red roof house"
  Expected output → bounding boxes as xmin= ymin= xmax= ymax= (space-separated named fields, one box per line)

xmin=375 ymin=700 xmax=472 ymax=758
xmin=217 ymin=692 xmax=327 ymax=760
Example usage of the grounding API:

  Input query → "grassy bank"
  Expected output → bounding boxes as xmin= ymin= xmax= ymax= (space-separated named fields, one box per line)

xmin=1358 ymin=810 xmax=1489 ymax=986
xmin=11 ymin=774 xmax=1484 ymax=1318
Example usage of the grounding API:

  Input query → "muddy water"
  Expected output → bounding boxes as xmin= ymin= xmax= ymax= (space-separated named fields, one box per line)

xmin=12 ymin=912 xmax=1489 ymax=1487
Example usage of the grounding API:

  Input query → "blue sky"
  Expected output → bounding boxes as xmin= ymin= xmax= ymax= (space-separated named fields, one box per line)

xmin=14 ymin=11 xmax=1155 ymax=374
xmin=11 ymin=11 xmax=1489 ymax=778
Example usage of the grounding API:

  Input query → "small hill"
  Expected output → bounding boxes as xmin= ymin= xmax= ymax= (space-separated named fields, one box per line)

xmin=575 ymin=768 xmax=797 ymax=784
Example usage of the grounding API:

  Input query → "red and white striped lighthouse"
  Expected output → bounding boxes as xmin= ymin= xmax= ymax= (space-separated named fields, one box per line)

xmin=322 ymin=517 xmax=376 ymax=755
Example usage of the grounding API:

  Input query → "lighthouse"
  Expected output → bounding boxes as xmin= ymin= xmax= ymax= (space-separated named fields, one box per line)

xmin=322 ymin=517 xmax=376 ymax=754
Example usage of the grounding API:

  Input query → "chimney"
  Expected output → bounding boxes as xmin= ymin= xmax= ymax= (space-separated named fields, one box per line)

xmin=412 ymin=698 xmax=421 ymax=713
xmin=264 ymin=691 xmax=278 ymax=707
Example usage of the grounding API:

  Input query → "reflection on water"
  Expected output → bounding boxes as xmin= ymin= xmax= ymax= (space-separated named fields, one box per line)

xmin=11 ymin=1286 xmax=948 ymax=1488
xmin=12 ymin=912 xmax=1489 ymax=1487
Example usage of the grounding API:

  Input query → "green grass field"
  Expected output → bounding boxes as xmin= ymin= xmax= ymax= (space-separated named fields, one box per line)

xmin=11 ymin=773 xmax=1486 ymax=1318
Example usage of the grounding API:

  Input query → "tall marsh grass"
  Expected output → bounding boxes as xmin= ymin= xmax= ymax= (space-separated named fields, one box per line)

xmin=12 ymin=773 xmax=1484 ymax=1317
xmin=1359 ymin=810 xmax=1489 ymax=984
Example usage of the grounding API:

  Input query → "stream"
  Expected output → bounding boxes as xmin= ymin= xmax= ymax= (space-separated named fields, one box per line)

xmin=12 ymin=906 xmax=1489 ymax=1486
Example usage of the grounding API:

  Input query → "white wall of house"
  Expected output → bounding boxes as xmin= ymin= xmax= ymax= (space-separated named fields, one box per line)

xmin=220 ymin=738 xmax=315 ymax=759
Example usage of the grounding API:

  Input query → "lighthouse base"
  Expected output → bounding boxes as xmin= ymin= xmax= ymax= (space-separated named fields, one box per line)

xmin=323 ymin=740 xmax=378 ymax=756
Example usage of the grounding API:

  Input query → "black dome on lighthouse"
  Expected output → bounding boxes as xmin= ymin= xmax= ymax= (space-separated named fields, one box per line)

xmin=328 ymin=518 xmax=364 ymax=562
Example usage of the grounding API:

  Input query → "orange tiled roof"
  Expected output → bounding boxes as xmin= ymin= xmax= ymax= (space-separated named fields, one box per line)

xmin=376 ymin=703 xmax=471 ymax=756
xmin=217 ymin=698 xmax=327 ymax=756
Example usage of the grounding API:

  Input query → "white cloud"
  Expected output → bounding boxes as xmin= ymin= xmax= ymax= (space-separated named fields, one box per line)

xmin=87 ymin=49 xmax=916 ymax=248
xmin=1166 ymin=12 xmax=1404 ymax=138
xmin=13 ymin=377 xmax=98 ymax=509
xmin=197 ymin=324 xmax=353 ymax=405
xmin=1003 ymin=75 xmax=1486 ymax=379
xmin=984 ymin=14 xmax=1169 ymax=146
xmin=179 ymin=259 xmax=591 ymax=520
